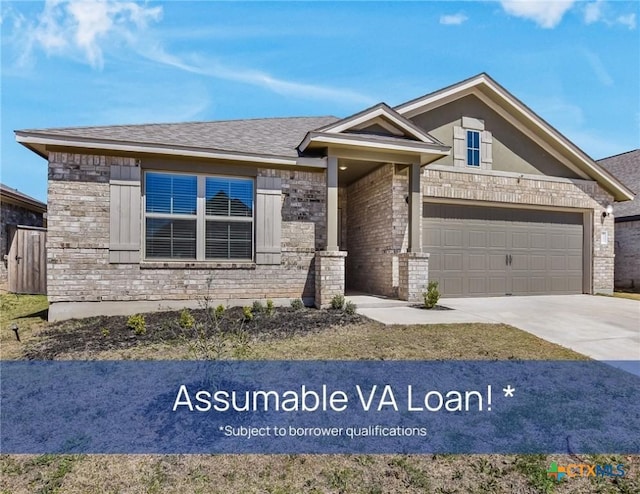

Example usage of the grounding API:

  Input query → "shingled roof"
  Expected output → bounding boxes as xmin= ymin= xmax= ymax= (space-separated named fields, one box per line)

xmin=598 ymin=149 xmax=640 ymax=217
xmin=18 ymin=116 xmax=339 ymax=159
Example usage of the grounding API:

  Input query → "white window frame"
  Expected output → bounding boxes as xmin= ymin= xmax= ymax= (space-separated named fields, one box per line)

xmin=142 ymin=170 xmax=255 ymax=262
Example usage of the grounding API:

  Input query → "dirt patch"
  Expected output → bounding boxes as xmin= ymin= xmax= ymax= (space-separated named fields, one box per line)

xmin=23 ymin=307 xmax=366 ymax=360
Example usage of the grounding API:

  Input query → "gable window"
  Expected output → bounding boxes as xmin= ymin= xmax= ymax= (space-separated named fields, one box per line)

xmin=466 ymin=130 xmax=480 ymax=167
xmin=144 ymin=171 xmax=254 ymax=261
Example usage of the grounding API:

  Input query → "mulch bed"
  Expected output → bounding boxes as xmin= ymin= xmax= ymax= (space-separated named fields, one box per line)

xmin=23 ymin=306 xmax=366 ymax=360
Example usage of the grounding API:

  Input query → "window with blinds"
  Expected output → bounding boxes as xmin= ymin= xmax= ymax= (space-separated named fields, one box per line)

xmin=144 ymin=172 xmax=254 ymax=260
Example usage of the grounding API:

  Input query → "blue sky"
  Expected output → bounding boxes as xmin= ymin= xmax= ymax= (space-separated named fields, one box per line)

xmin=1 ymin=0 xmax=639 ymax=202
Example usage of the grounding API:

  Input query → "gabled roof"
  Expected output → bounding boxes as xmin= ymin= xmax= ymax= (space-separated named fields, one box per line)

xmin=0 ymin=183 xmax=47 ymax=213
xmin=598 ymin=149 xmax=640 ymax=216
xmin=395 ymin=73 xmax=634 ymax=201
xmin=311 ymin=103 xmax=444 ymax=144
xmin=298 ymin=103 xmax=449 ymax=160
xmin=16 ymin=116 xmax=339 ymax=165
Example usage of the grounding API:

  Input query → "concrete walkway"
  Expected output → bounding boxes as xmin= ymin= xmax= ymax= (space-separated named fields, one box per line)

xmin=352 ymin=294 xmax=640 ymax=367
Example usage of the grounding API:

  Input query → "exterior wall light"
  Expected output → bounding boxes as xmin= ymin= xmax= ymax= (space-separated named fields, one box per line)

xmin=602 ymin=204 xmax=613 ymax=218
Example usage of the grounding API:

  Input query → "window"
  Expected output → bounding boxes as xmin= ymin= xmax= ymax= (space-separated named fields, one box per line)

xmin=466 ymin=130 xmax=480 ymax=167
xmin=144 ymin=172 xmax=254 ymax=260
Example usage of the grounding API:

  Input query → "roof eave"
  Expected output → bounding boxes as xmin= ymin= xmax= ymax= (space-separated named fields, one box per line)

xmin=15 ymin=132 xmax=328 ymax=169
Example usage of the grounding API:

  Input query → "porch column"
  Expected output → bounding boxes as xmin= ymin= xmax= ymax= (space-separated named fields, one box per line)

xmin=408 ymin=161 xmax=421 ymax=252
xmin=326 ymin=156 xmax=339 ymax=251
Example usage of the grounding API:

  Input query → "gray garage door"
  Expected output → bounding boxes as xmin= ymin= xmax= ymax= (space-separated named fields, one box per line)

xmin=423 ymin=204 xmax=584 ymax=297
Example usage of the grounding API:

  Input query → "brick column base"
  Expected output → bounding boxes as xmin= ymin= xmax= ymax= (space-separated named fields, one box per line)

xmin=315 ymin=250 xmax=347 ymax=308
xmin=398 ymin=252 xmax=430 ymax=303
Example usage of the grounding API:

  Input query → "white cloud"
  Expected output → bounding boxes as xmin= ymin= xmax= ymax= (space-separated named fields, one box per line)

xmin=6 ymin=0 xmax=373 ymax=105
xmin=139 ymin=44 xmax=374 ymax=105
xmin=582 ymin=1 xmax=637 ymax=30
xmin=583 ymin=49 xmax=614 ymax=86
xmin=439 ymin=13 xmax=468 ymax=26
xmin=583 ymin=0 xmax=604 ymax=25
xmin=499 ymin=0 xmax=576 ymax=28
xmin=15 ymin=0 xmax=162 ymax=68
xmin=616 ymin=13 xmax=636 ymax=30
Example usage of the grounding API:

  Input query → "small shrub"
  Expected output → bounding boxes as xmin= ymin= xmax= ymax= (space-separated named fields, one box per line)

xmin=423 ymin=281 xmax=440 ymax=309
xmin=127 ymin=314 xmax=146 ymax=335
xmin=266 ymin=299 xmax=275 ymax=316
xmin=330 ymin=294 xmax=345 ymax=310
xmin=179 ymin=309 xmax=195 ymax=329
xmin=344 ymin=301 xmax=357 ymax=316
xmin=100 ymin=328 xmax=110 ymax=338
xmin=215 ymin=305 xmax=225 ymax=318
xmin=290 ymin=298 xmax=304 ymax=311
xmin=242 ymin=306 xmax=254 ymax=321
xmin=252 ymin=300 xmax=264 ymax=314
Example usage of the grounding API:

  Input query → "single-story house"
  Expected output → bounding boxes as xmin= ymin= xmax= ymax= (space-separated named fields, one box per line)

xmin=598 ymin=149 xmax=640 ymax=290
xmin=15 ymin=73 xmax=634 ymax=321
xmin=0 ymin=183 xmax=47 ymax=291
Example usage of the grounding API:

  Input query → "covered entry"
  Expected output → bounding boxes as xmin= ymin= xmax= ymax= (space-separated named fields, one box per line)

xmin=423 ymin=203 xmax=584 ymax=296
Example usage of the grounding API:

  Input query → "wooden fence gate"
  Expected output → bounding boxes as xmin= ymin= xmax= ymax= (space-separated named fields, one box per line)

xmin=7 ymin=225 xmax=47 ymax=295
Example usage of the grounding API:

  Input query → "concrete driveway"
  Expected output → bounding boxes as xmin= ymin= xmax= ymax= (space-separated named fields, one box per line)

xmin=355 ymin=294 xmax=640 ymax=365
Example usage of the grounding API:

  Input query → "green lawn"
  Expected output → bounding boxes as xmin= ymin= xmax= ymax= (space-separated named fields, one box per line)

xmin=1 ymin=296 xmax=637 ymax=494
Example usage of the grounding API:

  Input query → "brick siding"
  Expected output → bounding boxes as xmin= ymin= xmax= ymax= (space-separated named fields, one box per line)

xmin=46 ymin=152 xmax=324 ymax=306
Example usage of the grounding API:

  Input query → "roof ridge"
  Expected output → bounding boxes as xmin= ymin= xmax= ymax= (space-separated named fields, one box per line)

xmin=19 ymin=115 xmax=340 ymax=133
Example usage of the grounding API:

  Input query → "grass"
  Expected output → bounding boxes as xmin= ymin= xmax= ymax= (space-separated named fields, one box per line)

xmin=0 ymin=293 xmax=48 ymax=359
xmin=611 ymin=291 xmax=640 ymax=301
xmin=1 ymin=295 xmax=637 ymax=493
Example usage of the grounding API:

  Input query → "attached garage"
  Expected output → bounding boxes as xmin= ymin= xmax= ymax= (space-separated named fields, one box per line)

xmin=423 ymin=203 xmax=585 ymax=297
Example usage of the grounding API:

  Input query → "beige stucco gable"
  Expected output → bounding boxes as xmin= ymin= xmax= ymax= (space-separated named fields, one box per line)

xmin=411 ymin=93 xmax=583 ymax=179
xmin=395 ymin=73 xmax=634 ymax=201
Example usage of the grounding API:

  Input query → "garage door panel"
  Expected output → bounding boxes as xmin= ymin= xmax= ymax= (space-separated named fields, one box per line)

xmin=468 ymin=254 xmax=487 ymax=271
xmin=424 ymin=228 xmax=440 ymax=248
xmin=529 ymin=233 xmax=546 ymax=249
xmin=550 ymin=255 xmax=567 ymax=271
xmin=442 ymin=277 xmax=463 ymax=296
xmin=468 ymin=278 xmax=486 ymax=294
xmin=468 ymin=230 xmax=486 ymax=248
xmin=423 ymin=204 xmax=584 ymax=297
xmin=444 ymin=230 xmax=463 ymax=247
xmin=444 ymin=253 xmax=463 ymax=271
xmin=511 ymin=231 xmax=529 ymax=249
xmin=567 ymin=234 xmax=582 ymax=250
xmin=489 ymin=254 xmax=507 ymax=270
xmin=567 ymin=255 xmax=582 ymax=271
xmin=489 ymin=231 xmax=507 ymax=248
xmin=487 ymin=277 xmax=507 ymax=295
xmin=550 ymin=234 xmax=567 ymax=250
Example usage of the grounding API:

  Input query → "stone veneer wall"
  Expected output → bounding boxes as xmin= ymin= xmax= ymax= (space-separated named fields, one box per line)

xmin=613 ymin=220 xmax=640 ymax=289
xmin=46 ymin=152 xmax=326 ymax=308
xmin=423 ymin=168 xmax=615 ymax=293
xmin=346 ymin=164 xmax=402 ymax=297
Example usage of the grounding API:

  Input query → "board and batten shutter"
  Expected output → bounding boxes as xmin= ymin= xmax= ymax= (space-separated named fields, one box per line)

xmin=481 ymin=130 xmax=493 ymax=169
xmin=452 ymin=126 xmax=466 ymax=167
xmin=109 ymin=165 xmax=141 ymax=263
xmin=255 ymin=176 xmax=282 ymax=265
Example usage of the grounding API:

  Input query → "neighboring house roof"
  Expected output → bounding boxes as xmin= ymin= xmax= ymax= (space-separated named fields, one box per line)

xmin=598 ymin=149 xmax=640 ymax=218
xmin=0 ymin=183 xmax=47 ymax=213
xmin=395 ymin=73 xmax=634 ymax=202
